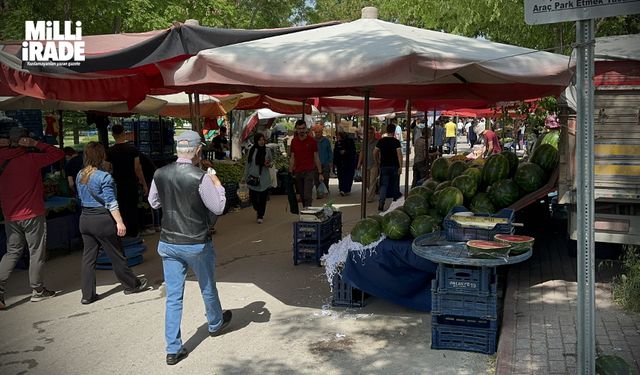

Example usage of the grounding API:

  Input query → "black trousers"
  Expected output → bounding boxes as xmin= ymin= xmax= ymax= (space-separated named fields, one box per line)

xmin=117 ymin=188 xmax=139 ymax=237
xmin=250 ymin=189 xmax=269 ymax=219
xmin=79 ymin=209 xmax=139 ymax=299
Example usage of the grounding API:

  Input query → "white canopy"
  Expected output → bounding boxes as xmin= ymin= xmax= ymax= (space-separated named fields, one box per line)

xmin=0 ymin=95 xmax=167 ymax=114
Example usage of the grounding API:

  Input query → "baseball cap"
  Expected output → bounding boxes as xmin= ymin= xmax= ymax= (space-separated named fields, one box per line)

xmin=175 ymin=130 xmax=204 ymax=147
xmin=474 ymin=122 xmax=486 ymax=136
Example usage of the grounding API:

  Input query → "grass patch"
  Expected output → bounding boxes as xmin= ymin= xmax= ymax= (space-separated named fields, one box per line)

xmin=613 ymin=245 xmax=640 ymax=313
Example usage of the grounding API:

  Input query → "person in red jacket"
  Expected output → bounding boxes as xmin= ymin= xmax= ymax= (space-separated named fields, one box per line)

xmin=0 ymin=121 xmax=64 ymax=310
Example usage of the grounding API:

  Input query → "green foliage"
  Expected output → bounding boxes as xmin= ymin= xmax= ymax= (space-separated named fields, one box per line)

xmin=613 ymin=245 xmax=640 ymax=313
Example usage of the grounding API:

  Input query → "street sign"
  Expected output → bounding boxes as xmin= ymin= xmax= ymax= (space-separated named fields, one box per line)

xmin=524 ymin=0 xmax=640 ymax=25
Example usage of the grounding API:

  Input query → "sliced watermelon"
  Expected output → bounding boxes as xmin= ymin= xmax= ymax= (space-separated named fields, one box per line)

xmin=466 ymin=240 xmax=511 ymax=259
xmin=494 ymin=234 xmax=534 ymax=255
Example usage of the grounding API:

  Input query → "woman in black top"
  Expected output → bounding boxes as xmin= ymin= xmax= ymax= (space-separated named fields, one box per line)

xmin=333 ymin=131 xmax=357 ymax=196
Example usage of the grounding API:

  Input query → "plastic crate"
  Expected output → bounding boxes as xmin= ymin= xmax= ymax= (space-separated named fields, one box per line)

xmin=431 ymin=314 xmax=498 ymax=354
xmin=443 ymin=206 xmax=515 ymax=241
xmin=293 ymin=240 xmax=333 ymax=266
xmin=435 ymin=264 xmax=497 ymax=296
xmin=332 ymin=272 xmax=367 ymax=307
xmin=431 ymin=281 xmax=499 ymax=319
xmin=294 ymin=219 xmax=336 ymax=242
xmin=97 ymin=255 xmax=143 ymax=270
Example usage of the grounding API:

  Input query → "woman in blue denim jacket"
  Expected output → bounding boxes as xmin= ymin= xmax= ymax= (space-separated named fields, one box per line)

xmin=75 ymin=142 xmax=147 ymax=304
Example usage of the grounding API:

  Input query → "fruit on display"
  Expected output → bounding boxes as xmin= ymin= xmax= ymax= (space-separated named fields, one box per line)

xmin=451 ymin=174 xmax=478 ymax=201
xmin=539 ymin=130 xmax=560 ymax=150
xmin=435 ymin=186 xmax=464 ymax=217
xmin=530 ymin=143 xmax=559 ymax=172
xmin=435 ymin=180 xmax=451 ymax=191
xmin=430 ymin=157 xmax=450 ymax=182
xmin=488 ymin=179 xmax=520 ymax=209
xmin=470 ymin=192 xmax=496 ymax=214
xmin=462 ymin=167 xmax=482 ymax=185
xmin=408 ymin=186 xmax=434 ymax=206
xmin=403 ymin=194 xmax=429 ymax=219
xmin=410 ymin=215 xmax=440 ymax=238
xmin=351 ymin=218 xmax=382 ymax=245
xmin=367 ymin=214 xmax=384 ymax=226
xmin=466 ymin=240 xmax=511 ymax=258
xmin=422 ymin=178 xmax=439 ymax=190
xmin=494 ymin=234 xmax=535 ymax=255
xmin=448 ymin=160 xmax=468 ymax=180
xmin=514 ymin=162 xmax=546 ymax=193
xmin=501 ymin=151 xmax=519 ymax=178
xmin=482 ymin=153 xmax=510 ymax=187
xmin=382 ymin=210 xmax=412 ymax=240
xmin=595 ymin=355 xmax=635 ymax=375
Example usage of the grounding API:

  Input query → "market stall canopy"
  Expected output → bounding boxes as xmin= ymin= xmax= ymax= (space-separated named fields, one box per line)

xmin=1 ymin=21 xmax=339 ymax=74
xmin=240 ymin=108 xmax=317 ymax=141
xmin=158 ymin=7 xmax=574 ymax=102
xmin=0 ymin=95 xmax=167 ymax=114
xmin=313 ymin=96 xmax=492 ymax=115
xmin=152 ymin=92 xmax=238 ymax=118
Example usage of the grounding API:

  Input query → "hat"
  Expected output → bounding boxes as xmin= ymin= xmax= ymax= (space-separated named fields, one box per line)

xmin=474 ymin=122 xmax=486 ymax=136
xmin=9 ymin=126 xmax=30 ymax=146
xmin=175 ymin=130 xmax=203 ymax=147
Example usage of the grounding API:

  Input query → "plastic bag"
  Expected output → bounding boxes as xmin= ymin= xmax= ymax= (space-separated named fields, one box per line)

xmin=269 ymin=167 xmax=278 ymax=188
xmin=353 ymin=169 xmax=362 ymax=182
xmin=317 ymin=181 xmax=328 ymax=196
xmin=237 ymin=183 xmax=250 ymax=204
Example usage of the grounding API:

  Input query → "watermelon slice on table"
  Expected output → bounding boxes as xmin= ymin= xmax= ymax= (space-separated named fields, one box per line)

xmin=494 ymin=234 xmax=534 ymax=255
xmin=466 ymin=240 xmax=511 ymax=259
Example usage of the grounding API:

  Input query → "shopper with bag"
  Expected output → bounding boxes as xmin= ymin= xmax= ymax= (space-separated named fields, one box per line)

xmin=244 ymin=133 xmax=273 ymax=224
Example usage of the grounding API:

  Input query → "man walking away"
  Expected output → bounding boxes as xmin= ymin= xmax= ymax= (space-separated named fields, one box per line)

xmin=313 ymin=125 xmax=332 ymax=198
xmin=149 ymin=130 xmax=232 ymax=366
xmin=64 ymin=147 xmax=83 ymax=195
xmin=211 ymin=126 xmax=229 ymax=160
xmin=444 ymin=118 xmax=457 ymax=154
xmin=289 ymin=120 xmax=323 ymax=208
xmin=106 ymin=124 xmax=148 ymax=238
xmin=0 ymin=121 xmax=64 ymax=309
xmin=374 ymin=123 xmax=403 ymax=212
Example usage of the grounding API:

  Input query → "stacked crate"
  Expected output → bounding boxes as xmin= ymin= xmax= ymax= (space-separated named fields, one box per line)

xmin=293 ymin=211 xmax=342 ymax=266
xmin=331 ymin=269 xmax=367 ymax=307
xmin=430 ymin=263 xmax=500 ymax=354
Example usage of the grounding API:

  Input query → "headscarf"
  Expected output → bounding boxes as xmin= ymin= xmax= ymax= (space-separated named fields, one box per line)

xmin=249 ymin=133 xmax=267 ymax=173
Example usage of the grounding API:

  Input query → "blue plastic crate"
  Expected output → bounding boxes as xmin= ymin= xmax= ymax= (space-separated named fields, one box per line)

xmin=443 ymin=206 xmax=515 ymax=241
xmin=96 ymin=255 xmax=144 ymax=270
xmin=293 ymin=240 xmax=333 ymax=266
xmin=431 ymin=314 xmax=498 ymax=354
xmin=332 ymin=272 xmax=367 ymax=307
xmin=431 ymin=281 xmax=499 ymax=319
xmin=294 ymin=217 xmax=338 ymax=242
xmin=435 ymin=264 xmax=497 ymax=296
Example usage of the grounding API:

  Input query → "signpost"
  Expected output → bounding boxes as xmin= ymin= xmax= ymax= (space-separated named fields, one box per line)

xmin=525 ymin=1 xmax=639 ymax=374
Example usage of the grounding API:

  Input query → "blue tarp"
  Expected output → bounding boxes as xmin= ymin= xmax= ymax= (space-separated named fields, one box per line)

xmin=342 ymin=238 xmax=437 ymax=312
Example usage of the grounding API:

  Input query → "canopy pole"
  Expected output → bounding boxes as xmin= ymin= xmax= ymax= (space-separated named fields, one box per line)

xmin=404 ymin=100 xmax=411 ymax=196
xmin=188 ymin=93 xmax=195 ymax=132
xmin=425 ymin=111 xmax=431 ymax=170
xmin=194 ymin=92 xmax=201 ymax=135
xmin=360 ymin=91 xmax=371 ymax=219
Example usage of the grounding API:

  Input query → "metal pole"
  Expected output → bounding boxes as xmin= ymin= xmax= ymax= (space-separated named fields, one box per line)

xmin=360 ymin=91 xmax=371 ymax=219
xmin=188 ymin=93 xmax=195 ymax=130
xmin=404 ymin=100 xmax=411 ymax=195
xmin=576 ymin=18 xmax=596 ymax=375
xmin=194 ymin=93 xmax=201 ymax=134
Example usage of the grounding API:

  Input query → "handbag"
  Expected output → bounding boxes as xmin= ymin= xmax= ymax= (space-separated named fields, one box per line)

xmin=269 ymin=167 xmax=278 ymax=188
xmin=247 ymin=175 xmax=260 ymax=187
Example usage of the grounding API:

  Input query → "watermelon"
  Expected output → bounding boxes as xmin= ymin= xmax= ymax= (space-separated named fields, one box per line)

xmin=427 ymin=208 xmax=444 ymax=224
xmin=466 ymin=240 xmax=511 ymax=258
xmin=403 ymin=194 xmax=429 ymax=219
xmin=501 ymin=151 xmax=519 ymax=178
xmin=540 ymin=130 xmax=560 ymax=150
xmin=514 ymin=162 xmax=545 ymax=193
xmin=448 ymin=161 xmax=468 ymax=180
xmin=494 ymin=234 xmax=534 ymax=255
xmin=482 ymin=153 xmax=510 ymax=187
xmin=470 ymin=192 xmax=495 ymax=214
xmin=351 ymin=218 xmax=382 ymax=245
xmin=382 ymin=210 xmax=412 ymax=240
xmin=595 ymin=355 xmax=635 ymax=375
xmin=462 ymin=167 xmax=482 ymax=186
xmin=410 ymin=215 xmax=440 ymax=238
xmin=489 ymin=179 xmax=521 ymax=208
xmin=422 ymin=178 xmax=439 ymax=190
xmin=472 ymin=158 xmax=486 ymax=167
xmin=431 ymin=157 xmax=451 ymax=182
xmin=367 ymin=214 xmax=384 ymax=226
xmin=435 ymin=180 xmax=451 ymax=191
xmin=408 ymin=186 xmax=434 ymax=206
xmin=530 ymin=143 xmax=559 ymax=172
xmin=451 ymin=175 xmax=478 ymax=201
xmin=435 ymin=186 xmax=464 ymax=217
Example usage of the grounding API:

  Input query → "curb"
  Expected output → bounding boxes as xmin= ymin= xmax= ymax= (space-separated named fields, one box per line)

xmin=496 ymin=268 xmax=518 ymax=375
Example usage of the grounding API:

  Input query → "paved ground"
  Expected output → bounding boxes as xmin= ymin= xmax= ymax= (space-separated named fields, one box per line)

xmin=496 ymin=203 xmax=640 ymax=375
xmin=0 ymin=154 xmax=491 ymax=375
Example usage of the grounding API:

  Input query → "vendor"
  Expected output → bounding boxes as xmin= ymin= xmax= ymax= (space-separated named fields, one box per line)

xmin=211 ymin=126 xmax=229 ymax=160
xmin=63 ymin=147 xmax=83 ymax=195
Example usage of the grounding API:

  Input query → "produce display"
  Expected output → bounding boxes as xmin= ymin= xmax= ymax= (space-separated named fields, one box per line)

xmin=350 ymin=218 xmax=382 ymax=245
xmin=208 ymin=160 xmax=244 ymax=184
xmin=494 ymin=234 xmax=534 ymax=255
xmin=466 ymin=240 xmax=512 ymax=259
xmin=595 ymin=355 xmax=635 ymax=375
xmin=382 ymin=210 xmax=412 ymax=240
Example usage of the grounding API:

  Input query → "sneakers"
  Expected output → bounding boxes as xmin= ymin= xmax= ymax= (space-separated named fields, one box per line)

xmin=378 ymin=202 xmax=385 ymax=212
xmin=166 ymin=347 xmax=188 ymax=366
xmin=257 ymin=218 xmax=263 ymax=224
xmin=30 ymin=288 xmax=56 ymax=302
xmin=209 ymin=310 xmax=233 ymax=337
xmin=339 ymin=191 xmax=345 ymax=196
xmin=81 ymin=294 xmax=101 ymax=305
xmin=124 ymin=277 xmax=148 ymax=295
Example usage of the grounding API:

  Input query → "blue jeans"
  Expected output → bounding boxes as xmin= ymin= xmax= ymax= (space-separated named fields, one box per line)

xmin=379 ymin=166 xmax=401 ymax=204
xmin=157 ymin=241 xmax=224 ymax=354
